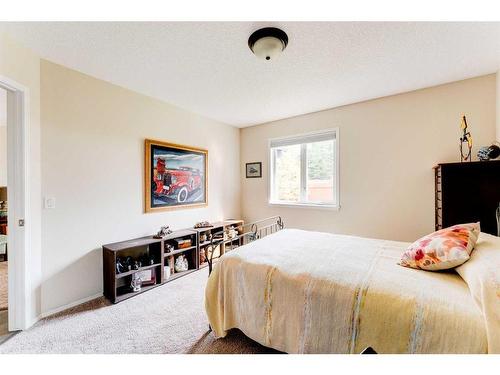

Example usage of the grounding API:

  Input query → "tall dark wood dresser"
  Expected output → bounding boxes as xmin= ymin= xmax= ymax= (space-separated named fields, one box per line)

xmin=434 ymin=160 xmax=500 ymax=236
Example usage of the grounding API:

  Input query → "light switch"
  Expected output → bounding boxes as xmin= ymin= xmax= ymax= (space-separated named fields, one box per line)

xmin=44 ymin=197 xmax=56 ymax=209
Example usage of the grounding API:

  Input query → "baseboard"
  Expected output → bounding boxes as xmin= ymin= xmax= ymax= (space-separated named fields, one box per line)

xmin=39 ymin=292 xmax=103 ymax=319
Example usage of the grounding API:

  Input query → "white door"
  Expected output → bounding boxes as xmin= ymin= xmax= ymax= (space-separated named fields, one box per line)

xmin=0 ymin=77 xmax=31 ymax=331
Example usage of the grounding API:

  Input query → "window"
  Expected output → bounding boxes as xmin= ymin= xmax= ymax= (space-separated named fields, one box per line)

xmin=269 ymin=129 xmax=339 ymax=208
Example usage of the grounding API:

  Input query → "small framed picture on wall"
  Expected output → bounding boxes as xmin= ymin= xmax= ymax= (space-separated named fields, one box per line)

xmin=246 ymin=162 xmax=262 ymax=178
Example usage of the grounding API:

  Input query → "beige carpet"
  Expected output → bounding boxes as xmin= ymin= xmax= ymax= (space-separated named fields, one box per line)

xmin=0 ymin=267 xmax=279 ymax=354
xmin=0 ymin=310 xmax=13 ymax=345
xmin=0 ymin=262 xmax=7 ymax=311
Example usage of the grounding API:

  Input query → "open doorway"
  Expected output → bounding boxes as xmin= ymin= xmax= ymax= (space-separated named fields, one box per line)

xmin=0 ymin=86 xmax=8 ymax=341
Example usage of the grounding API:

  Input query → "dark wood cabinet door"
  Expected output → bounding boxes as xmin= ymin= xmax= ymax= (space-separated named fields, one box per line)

xmin=438 ymin=161 xmax=500 ymax=236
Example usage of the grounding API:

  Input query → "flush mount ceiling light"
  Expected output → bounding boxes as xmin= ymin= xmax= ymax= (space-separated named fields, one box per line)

xmin=248 ymin=27 xmax=288 ymax=61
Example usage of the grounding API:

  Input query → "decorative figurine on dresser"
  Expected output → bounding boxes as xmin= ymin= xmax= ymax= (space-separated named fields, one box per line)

xmin=459 ymin=115 xmax=473 ymax=162
xmin=477 ymin=142 xmax=500 ymax=161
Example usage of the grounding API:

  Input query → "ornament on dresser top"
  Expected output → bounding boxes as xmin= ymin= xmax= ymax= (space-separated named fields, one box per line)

xmin=153 ymin=225 xmax=173 ymax=239
xmin=477 ymin=142 xmax=500 ymax=161
xmin=459 ymin=115 xmax=473 ymax=162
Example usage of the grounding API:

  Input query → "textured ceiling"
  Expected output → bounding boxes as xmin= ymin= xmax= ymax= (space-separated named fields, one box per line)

xmin=1 ymin=22 xmax=499 ymax=127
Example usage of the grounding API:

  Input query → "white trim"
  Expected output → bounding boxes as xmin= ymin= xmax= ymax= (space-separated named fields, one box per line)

xmin=268 ymin=128 xmax=338 ymax=145
xmin=39 ymin=293 xmax=103 ymax=319
xmin=0 ymin=75 xmax=32 ymax=331
xmin=299 ymin=143 xmax=307 ymax=202
xmin=268 ymin=127 xmax=340 ymax=209
xmin=269 ymin=201 xmax=340 ymax=210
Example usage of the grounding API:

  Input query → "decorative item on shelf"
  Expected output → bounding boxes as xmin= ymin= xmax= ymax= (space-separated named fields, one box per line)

xmin=153 ymin=225 xmax=173 ymax=239
xmin=246 ymin=162 xmax=262 ymax=178
xmin=174 ymin=255 xmax=189 ymax=272
xmin=194 ymin=221 xmax=213 ymax=229
xmin=164 ymin=266 xmax=171 ymax=279
xmin=459 ymin=115 xmax=473 ymax=162
xmin=165 ymin=243 xmax=174 ymax=253
xmin=226 ymin=227 xmax=238 ymax=240
xmin=116 ymin=257 xmax=126 ymax=274
xmin=200 ymin=233 xmax=207 ymax=243
xmin=199 ymin=249 xmax=207 ymax=264
xmin=477 ymin=142 xmax=500 ymax=161
xmin=140 ymin=254 xmax=156 ymax=266
xmin=212 ymin=232 xmax=224 ymax=243
xmin=136 ymin=269 xmax=156 ymax=286
xmin=130 ymin=273 xmax=142 ymax=292
xmin=175 ymin=238 xmax=192 ymax=249
xmin=118 ymin=256 xmax=134 ymax=272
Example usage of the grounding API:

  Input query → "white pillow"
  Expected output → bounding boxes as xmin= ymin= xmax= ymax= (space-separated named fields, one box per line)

xmin=456 ymin=232 xmax=500 ymax=353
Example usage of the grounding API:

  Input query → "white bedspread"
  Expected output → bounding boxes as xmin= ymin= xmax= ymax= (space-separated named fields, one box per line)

xmin=205 ymin=229 xmax=489 ymax=353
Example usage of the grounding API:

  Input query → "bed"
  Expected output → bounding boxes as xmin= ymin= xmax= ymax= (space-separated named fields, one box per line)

xmin=205 ymin=227 xmax=500 ymax=354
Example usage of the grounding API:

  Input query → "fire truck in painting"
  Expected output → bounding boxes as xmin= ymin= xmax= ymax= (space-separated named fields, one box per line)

xmin=153 ymin=158 xmax=202 ymax=203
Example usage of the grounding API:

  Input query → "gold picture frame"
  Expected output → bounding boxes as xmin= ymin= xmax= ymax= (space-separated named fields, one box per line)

xmin=145 ymin=139 xmax=208 ymax=213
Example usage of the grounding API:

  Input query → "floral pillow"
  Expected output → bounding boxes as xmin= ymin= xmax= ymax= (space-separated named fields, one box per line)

xmin=399 ymin=223 xmax=480 ymax=271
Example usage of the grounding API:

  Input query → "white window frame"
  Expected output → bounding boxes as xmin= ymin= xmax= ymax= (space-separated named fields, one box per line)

xmin=268 ymin=128 xmax=340 ymax=210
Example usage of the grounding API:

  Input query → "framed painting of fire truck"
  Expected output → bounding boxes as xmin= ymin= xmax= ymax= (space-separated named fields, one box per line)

xmin=145 ymin=139 xmax=208 ymax=212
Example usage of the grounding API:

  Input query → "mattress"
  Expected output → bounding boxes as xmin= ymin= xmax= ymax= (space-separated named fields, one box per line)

xmin=205 ymin=229 xmax=488 ymax=353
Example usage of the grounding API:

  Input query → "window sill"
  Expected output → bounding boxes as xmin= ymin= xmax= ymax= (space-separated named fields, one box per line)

xmin=268 ymin=201 xmax=340 ymax=211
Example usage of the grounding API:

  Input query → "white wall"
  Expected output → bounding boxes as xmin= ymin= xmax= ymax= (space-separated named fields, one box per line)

xmin=240 ymin=74 xmax=497 ymax=242
xmin=0 ymin=88 xmax=6 ymax=186
xmin=40 ymin=61 xmax=241 ymax=314
xmin=0 ymin=32 xmax=42 ymax=325
xmin=0 ymin=126 xmax=6 ymax=187
xmin=0 ymin=87 xmax=5 ymax=127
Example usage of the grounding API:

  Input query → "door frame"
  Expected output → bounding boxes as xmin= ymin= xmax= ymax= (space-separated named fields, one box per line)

xmin=0 ymin=75 xmax=32 ymax=331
